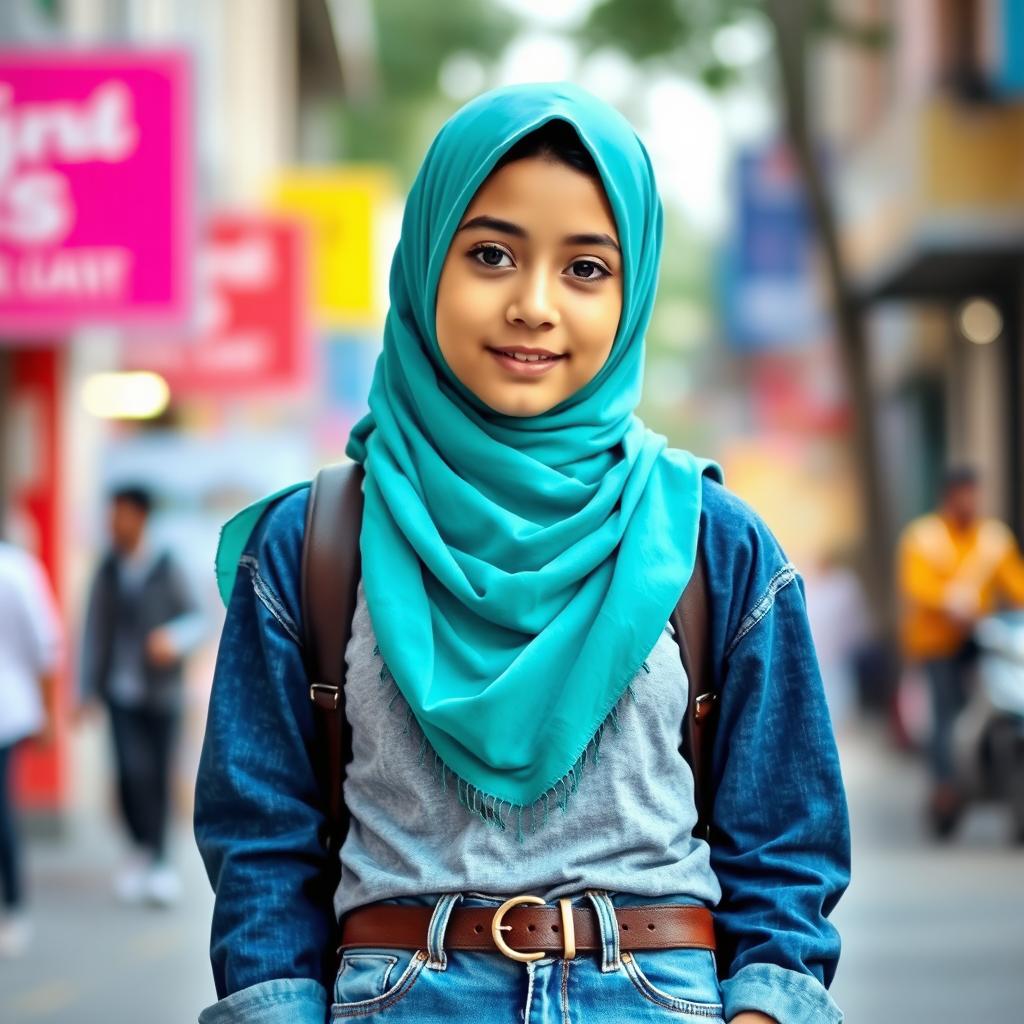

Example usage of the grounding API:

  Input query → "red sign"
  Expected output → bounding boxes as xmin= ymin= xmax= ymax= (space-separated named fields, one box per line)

xmin=0 ymin=50 xmax=193 ymax=334
xmin=124 ymin=215 xmax=309 ymax=395
xmin=10 ymin=348 xmax=69 ymax=814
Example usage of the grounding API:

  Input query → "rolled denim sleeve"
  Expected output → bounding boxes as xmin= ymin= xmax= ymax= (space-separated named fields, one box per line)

xmin=699 ymin=479 xmax=850 ymax=1024
xmin=198 ymin=978 xmax=328 ymax=1024
xmin=194 ymin=488 xmax=336 ymax=1022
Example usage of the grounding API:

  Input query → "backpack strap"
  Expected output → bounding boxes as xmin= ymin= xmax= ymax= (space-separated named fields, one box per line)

xmin=300 ymin=461 xmax=364 ymax=855
xmin=670 ymin=539 xmax=720 ymax=843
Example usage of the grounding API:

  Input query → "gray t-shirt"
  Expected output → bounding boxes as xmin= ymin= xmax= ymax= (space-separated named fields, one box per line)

xmin=335 ymin=582 xmax=722 ymax=920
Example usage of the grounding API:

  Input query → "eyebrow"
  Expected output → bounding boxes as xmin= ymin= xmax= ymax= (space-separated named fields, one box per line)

xmin=458 ymin=215 xmax=620 ymax=253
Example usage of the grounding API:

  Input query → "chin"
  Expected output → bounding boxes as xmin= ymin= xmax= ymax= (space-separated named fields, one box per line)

xmin=488 ymin=388 xmax=559 ymax=418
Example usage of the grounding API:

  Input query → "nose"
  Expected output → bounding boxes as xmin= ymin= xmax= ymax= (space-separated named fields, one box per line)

xmin=506 ymin=268 xmax=560 ymax=331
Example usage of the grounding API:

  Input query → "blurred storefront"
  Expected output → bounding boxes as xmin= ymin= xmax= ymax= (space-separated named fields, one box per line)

xmin=832 ymin=0 xmax=1024 ymax=539
xmin=0 ymin=40 xmax=195 ymax=822
xmin=0 ymin=0 xmax=391 ymax=826
xmin=716 ymin=139 xmax=857 ymax=569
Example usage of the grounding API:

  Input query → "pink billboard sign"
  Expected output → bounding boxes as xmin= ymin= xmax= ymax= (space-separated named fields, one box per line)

xmin=0 ymin=50 xmax=193 ymax=335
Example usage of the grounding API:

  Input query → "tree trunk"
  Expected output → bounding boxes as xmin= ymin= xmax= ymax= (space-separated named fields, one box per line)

xmin=764 ymin=0 xmax=895 ymax=633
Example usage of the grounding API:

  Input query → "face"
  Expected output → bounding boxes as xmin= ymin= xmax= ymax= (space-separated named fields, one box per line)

xmin=109 ymin=498 xmax=147 ymax=553
xmin=435 ymin=155 xmax=623 ymax=417
xmin=944 ymin=482 xmax=980 ymax=526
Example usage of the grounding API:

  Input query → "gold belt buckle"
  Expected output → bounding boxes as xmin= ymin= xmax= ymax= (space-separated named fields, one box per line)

xmin=491 ymin=895 xmax=576 ymax=962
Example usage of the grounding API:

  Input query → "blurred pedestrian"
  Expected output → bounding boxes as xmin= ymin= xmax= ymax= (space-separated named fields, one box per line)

xmin=80 ymin=484 xmax=204 ymax=907
xmin=0 ymin=531 xmax=62 ymax=958
xmin=196 ymin=85 xmax=848 ymax=1024
xmin=897 ymin=465 xmax=1024 ymax=836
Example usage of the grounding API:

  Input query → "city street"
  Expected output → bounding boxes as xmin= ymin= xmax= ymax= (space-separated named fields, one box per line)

xmin=2 ymin=6 xmax=1024 ymax=1024
xmin=830 ymin=724 xmax=1024 ymax=1020
xmin=2 ymin=723 xmax=1022 ymax=1023
xmin=0 ymin=721 xmax=218 ymax=1021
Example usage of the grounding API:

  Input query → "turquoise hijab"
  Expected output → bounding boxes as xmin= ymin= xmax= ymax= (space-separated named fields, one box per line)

xmin=217 ymin=82 xmax=720 ymax=837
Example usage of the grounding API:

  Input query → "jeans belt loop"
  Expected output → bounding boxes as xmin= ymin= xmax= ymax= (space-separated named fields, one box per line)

xmin=585 ymin=889 xmax=622 ymax=972
xmin=426 ymin=892 xmax=463 ymax=971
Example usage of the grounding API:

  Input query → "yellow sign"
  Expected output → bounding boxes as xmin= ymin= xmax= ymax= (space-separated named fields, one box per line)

xmin=272 ymin=168 xmax=395 ymax=326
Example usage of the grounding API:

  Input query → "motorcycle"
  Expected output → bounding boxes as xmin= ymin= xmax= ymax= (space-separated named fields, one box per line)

xmin=952 ymin=610 xmax=1024 ymax=843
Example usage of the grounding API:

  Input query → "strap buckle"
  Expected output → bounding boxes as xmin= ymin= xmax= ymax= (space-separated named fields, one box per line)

xmin=694 ymin=691 xmax=718 ymax=722
xmin=309 ymin=683 xmax=340 ymax=710
xmin=492 ymin=895 xmax=545 ymax=962
xmin=490 ymin=895 xmax=576 ymax=962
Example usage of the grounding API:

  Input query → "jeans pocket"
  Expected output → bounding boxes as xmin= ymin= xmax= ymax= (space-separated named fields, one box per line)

xmin=621 ymin=947 xmax=725 ymax=1019
xmin=332 ymin=948 xmax=427 ymax=1019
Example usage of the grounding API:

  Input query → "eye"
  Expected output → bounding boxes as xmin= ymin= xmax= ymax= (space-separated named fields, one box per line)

xmin=567 ymin=259 xmax=610 ymax=281
xmin=469 ymin=244 xmax=514 ymax=269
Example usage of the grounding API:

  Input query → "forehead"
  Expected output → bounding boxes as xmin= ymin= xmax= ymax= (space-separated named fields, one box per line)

xmin=111 ymin=497 xmax=144 ymax=514
xmin=463 ymin=157 xmax=618 ymax=238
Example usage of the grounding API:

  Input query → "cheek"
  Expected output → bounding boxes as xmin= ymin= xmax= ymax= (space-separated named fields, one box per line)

xmin=568 ymin=293 xmax=620 ymax=366
xmin=436 ymin=269 xmax=493 ymax=359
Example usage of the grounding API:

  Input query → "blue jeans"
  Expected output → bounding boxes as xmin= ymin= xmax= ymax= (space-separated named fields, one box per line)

xmin=108 ymin=703 xmax=180 ymax=861
xmin=922 ymin=654 xmax=972 ymax=784
xmin=0 ymin=743 xmax=24 ymax=911
xmin=330 ymin=891 xmax=724 ymax=1023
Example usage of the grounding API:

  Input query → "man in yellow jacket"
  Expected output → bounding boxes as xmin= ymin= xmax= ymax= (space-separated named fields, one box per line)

xmin=897 ymin=466 xmax=1024 ymax=837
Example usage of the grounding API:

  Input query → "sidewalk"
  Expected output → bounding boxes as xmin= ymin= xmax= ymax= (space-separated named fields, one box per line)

xmin=0 ymin=716 xmax=217 ymax=1024
xmin=0 ymin=818 xmax=216 ymax=1022
xmin=830 ymin=722 xmax=1024 ymax=1020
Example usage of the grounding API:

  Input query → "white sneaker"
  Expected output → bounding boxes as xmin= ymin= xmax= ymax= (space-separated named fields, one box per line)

xmin=146 ymin=864 xmax=182 ymax=908
xmin=113 ymin=856 xmax=150 ymax=904
xmin=0 ymin=914 xmax=33 ymax=958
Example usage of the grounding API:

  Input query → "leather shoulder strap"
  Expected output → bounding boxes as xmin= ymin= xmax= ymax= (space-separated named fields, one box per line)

xmin=670 ymin=538 xmax=719 ymax=843
xmin=300 ymin=461 xmax=364 ymax=854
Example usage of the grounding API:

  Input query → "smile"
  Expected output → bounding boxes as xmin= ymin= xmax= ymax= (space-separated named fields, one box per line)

xmin=487 ymin=346 xmax=566 ymax=377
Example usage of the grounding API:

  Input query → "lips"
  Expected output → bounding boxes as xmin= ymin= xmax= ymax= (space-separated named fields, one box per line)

xmin=485 ymin=346 xmax=561 ymax=362
xmin=486 ymin=346 xmax=566 ymax=377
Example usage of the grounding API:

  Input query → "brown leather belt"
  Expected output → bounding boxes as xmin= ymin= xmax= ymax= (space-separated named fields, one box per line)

xmin=339 ymin=898 xmax=715 ymax=963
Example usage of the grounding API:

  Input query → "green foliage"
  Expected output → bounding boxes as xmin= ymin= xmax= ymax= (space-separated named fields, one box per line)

xmin=699 ymin=61 xmax=742 ymax=90
xmin=583 ymin=0 xmax=695 ymax=60
xmin=580 ymin=0 xmax=889 ymax=86
xmin=372 ymin=0 xmax=517 ymax=100
xmin=811 ymin=2 xmax=892 ymax=48
xmin=582 ymin=0 xmax=763 ymax=84
xmin=330 ymin=0 xmax=520 ymax=177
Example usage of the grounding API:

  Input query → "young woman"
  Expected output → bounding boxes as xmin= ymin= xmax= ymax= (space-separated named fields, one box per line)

xmin=195 ymin=83 xmax=849 ymax=1024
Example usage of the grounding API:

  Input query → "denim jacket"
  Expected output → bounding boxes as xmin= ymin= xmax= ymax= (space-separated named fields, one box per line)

xmin=194 ymin=475 xmax=850 ymax=1024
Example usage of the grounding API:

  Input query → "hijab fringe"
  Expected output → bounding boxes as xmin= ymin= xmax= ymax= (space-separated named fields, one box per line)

xmin=379 ymin=651 xmax=639 ymax=845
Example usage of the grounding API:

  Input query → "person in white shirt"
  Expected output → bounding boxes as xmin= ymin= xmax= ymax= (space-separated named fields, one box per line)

xmin=0 ymin=534 xmax=62 ymax=958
